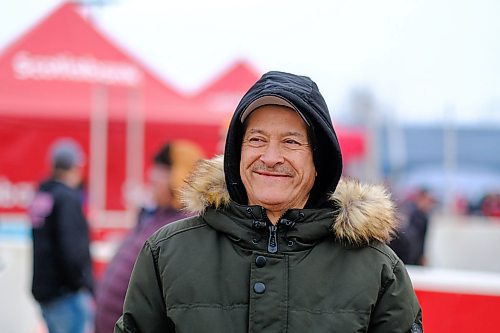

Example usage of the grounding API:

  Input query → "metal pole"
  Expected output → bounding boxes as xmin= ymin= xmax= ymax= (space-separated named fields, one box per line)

xmin=89 ymin=84 xmax=108 ymax=228
xmin=125 ymin=86 xmax=144 ymax=210
xmin=365 ymin=96 xmax=381 ymax=184
xmin=443 ymin=105 xmax=457 ymax=215
xmin=386 ymin=110 xmax=406 ymax=183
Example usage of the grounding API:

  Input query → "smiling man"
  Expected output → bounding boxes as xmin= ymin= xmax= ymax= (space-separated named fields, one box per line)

xmin=115 ymin=71 xmax=423 ymax=333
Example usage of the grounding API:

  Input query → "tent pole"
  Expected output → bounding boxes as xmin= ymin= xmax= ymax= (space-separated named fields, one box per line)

xmin=89 ymin=84 xmax=108 ymax=228
xmin=125 ymin=85 xmax=144 ymax=214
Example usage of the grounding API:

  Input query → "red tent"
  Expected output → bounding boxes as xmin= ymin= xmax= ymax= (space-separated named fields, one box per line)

xmin=0 ymin=2 xmax=232 ymax=222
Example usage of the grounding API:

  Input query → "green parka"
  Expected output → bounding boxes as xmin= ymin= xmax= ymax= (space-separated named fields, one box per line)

xmin=115 ymin=157 xmax=422 ymax=333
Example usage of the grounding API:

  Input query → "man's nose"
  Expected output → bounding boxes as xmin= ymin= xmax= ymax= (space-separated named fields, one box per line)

xmin=259 ymin=141 xmax=284 ymax=167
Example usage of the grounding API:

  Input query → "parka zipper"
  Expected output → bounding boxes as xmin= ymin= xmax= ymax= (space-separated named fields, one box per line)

xmin=257 ymin=206 xmax=288 ymax=254
xmin=267 ymin=225 xmax=278 ymax=253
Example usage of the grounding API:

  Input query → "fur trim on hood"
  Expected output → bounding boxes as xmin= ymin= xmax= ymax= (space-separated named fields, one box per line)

xmin=181 ymin=156 xmax=397 ymax=245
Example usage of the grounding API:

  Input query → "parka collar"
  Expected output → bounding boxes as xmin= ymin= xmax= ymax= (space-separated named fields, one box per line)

xmin=181 ymin=156 xmax=398 ymax=246
xmin=202 ymin=201 xmax=335 ymax=252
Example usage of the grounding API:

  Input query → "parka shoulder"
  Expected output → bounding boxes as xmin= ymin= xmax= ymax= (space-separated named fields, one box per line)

xmin=367 ymin=242 xmax=401 ymax=266
xmin=181 ymin=157 xmax=399 ymax=247
xmin=147 ymin=215 xmax=208 ymax=247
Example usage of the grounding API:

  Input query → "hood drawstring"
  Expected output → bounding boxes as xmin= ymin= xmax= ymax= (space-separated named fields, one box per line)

xmin=247 ymin=207 xmax=266 ymax=244
xmin=246 ymin=208 xmax=310 ymax=248
xmin=279 ymin=212 xmax=305 ymax=247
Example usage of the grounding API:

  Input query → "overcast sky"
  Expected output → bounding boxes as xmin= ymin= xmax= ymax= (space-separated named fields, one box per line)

xmin=1 ymin=0 xmax=500 ymax=124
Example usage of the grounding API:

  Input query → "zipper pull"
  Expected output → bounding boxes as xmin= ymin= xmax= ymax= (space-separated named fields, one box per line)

xmin=268 ymin=225 xmax=278 ymax=253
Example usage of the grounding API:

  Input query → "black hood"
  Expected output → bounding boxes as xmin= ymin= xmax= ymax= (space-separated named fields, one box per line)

xmin=224 ymin=71 xmax=343 ymax=209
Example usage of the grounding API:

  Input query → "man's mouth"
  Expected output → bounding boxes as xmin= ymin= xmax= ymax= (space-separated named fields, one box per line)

xmin=254 ymin=170 xmax=291 ymax=177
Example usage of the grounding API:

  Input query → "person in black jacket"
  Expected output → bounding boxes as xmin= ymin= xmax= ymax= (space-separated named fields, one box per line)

xmin=28 ymin=138 xmax=94 ymax=333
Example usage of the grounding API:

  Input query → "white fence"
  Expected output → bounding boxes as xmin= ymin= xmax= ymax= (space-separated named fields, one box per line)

xmin=427 ymin=214 xmax=500 ymax=272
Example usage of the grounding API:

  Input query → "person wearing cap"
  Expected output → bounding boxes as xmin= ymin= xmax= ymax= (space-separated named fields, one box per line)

xmin=95 ymin=140 xmax=205 ymax=333
xmin=115 ymin=71 xmax=423 ymax=332
xmin=28 ymin=138 xmax=94 ymax=333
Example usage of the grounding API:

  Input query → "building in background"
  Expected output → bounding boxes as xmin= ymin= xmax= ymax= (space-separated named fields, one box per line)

xmin=379 ymin=124 xmax=500 ymax=215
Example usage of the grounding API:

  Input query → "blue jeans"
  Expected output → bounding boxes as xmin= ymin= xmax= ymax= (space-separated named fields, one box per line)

xmin=40 ymin=289 xmax=94 ymax=333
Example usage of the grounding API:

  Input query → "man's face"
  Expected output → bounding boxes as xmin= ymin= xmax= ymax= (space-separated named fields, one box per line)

xmin=65 ymin=165 xmax=83 ymax=189
xmin=240 ymin=105 xmax=316 ymax=213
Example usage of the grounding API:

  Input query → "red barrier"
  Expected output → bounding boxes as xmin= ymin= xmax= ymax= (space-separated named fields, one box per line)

xmin=415 ymin=289 xmax=500 ymax=332
xmin=409 ymin=266 xmax=500 ymax=332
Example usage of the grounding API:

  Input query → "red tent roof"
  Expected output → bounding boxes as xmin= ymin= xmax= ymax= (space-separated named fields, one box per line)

xmin=191 ymin=60 xmax=261 ymax=119
xmin=197 ymin=60 xmax=261 ymax=98
xmin=0 ymin=2 xmax=202 ymax=123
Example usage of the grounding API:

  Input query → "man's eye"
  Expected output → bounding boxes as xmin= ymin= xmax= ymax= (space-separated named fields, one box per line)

xmin=284 ymin=139 xmax=300 ymax=145
xmin=244 ymin=137 xmax=266 ymax=146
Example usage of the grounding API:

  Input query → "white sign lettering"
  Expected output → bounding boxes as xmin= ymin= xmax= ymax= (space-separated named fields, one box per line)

xmin=0 ymin=177 xmax=35 ymax=209
xmin=12 ymin=51 xmax=142 ymax=86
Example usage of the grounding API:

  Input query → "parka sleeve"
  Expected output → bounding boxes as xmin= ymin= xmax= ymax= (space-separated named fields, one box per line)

xmin=369 ymin=260 xmax=423 ymax=333
xmin=114 ymin=240 xmax=174 ymax=333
